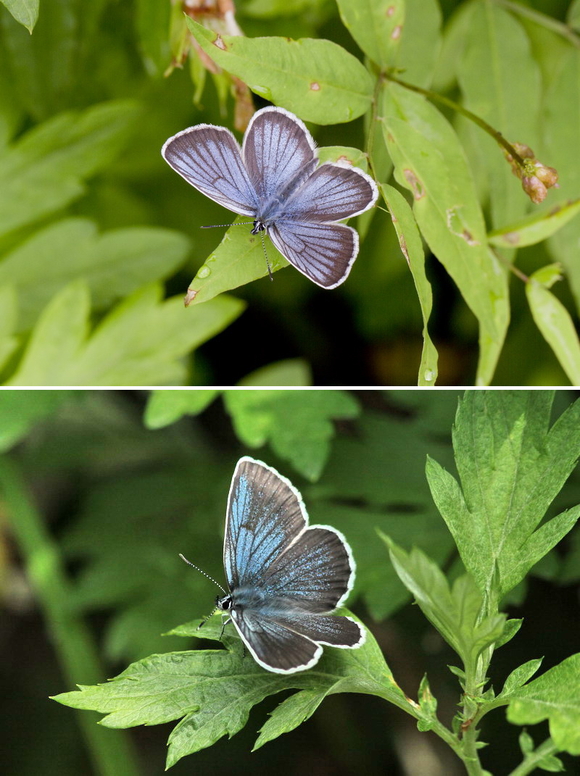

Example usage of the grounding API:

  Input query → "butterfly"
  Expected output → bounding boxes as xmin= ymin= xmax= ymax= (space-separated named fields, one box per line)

xmin=162 ymin=106 xmax=378 ymax=289
xmin=182 ymin=456 xmax=365 ymax=673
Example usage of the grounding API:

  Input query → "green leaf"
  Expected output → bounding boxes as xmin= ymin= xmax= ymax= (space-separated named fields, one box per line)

xmin=7 ymin=282 xmax=245 ymax=386
xmin=457 ymin=2 xmax=540 ymax=230
xmin=397 ymin=0 xmax=442 ymax=88
xmin=144 ymin=390 xmax=219 ymax=429
xmin=383 ymin=536 xmax=505 ymax=667
xmin=0 ymin=100 xmax=140 ymax=239
xmin=507 ymin=654 xmax=580 ymax=755
xmin=495 ymin=618 xmax=523 ymax=649
xmin=426 ymin=391 xmax=580 ymax=599
xmin=336 ymin=0 xmax=404 ymax=69
xmin=380 ymin=82 xmax=509 ymax=386
xmin=380 ymin=184 xmax=438 ymax=386
xmin=185 ymin=217 xmax=289 ymax=306
xmin=499 ymin=658 xmax=543 ymax=699
xmin=135 ymin=0 xmax=171 ymax=76
xmin=311 ymin=395 xmax=458 ymax=620
xmin=570 ymin=0 xmax=580 ymax=29
xmin=253 ymin=689 xmax=328 ymax=750
xmin=0 ymin=218 xmax=191 ymax=332
xmin=53 ymin=615 xmax=411 ymax=768
xmin=185 ymin=18 xmax=374 ymax=124
xmin=526 ymin=264 xmax=580 ymax=386
xmin=0 ymin=389 xmax=73 ymax=453
xmin=238 ymin=358 xmax=312 ymax=386
xmin=488 ymin=199 xmax=580 ymax=248
xmin=1 ymin=0 xmax=39 ymax=32
xmin=543 ymin=49 xmax=580 ymax=313
xmin=0 ymin=284 xmax=18 ymax=372
xmin=223 ymin=390 xmax=360 ymax=481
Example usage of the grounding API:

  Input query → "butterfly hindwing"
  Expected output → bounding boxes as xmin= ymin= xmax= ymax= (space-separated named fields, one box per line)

xmin=269 ymin=220 xmax=358 ymax=288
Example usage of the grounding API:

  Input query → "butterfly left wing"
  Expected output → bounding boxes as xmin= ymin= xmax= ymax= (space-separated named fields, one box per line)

xmin=162 ymin=125 xmax=258 ymax=216
xmin=224 ymin=457 xmax=308 ymax=591
xmin=231 ymin=609 xmax=364 ymax=673
xmin=268 ymin=220 xmax=358 ymax=288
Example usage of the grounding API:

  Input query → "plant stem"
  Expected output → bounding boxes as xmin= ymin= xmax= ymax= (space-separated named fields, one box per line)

xmin=508 ymin=738 xmax=560 ymax=776
xmin=384 ymin=73 xmax=526 ymax=167
xmin=491 ymin=0 xmax=580 ymax=49
xmin=0 ymin=455 xmax=141 ymax=776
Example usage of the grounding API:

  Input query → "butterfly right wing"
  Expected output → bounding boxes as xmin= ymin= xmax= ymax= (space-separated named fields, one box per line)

xmin=224 ymin=457 xmax=308 ymax=591
xmin=162 ymin=125 xmax=258 ymax=216
xmin=242 ymin=107 xmax=318 ymax=203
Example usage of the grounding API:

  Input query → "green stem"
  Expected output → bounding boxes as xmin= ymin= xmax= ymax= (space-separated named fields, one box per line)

xmin=0 ymin=455 xmax=141 ymax=776
xmin=491 ymin=0 xmax=580 ymax=49
xmin=508 ymin=738 xmax=560 ymax=776
xmin=384 ymin=73 xmax=527 ymax=168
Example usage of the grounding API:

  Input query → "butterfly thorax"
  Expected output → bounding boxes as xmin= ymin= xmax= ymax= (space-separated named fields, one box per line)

xmin=222 ymin=585 xmax=271 ymax=612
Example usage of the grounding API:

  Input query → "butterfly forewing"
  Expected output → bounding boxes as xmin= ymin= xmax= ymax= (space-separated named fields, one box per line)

xmin=269 ymin=221 xmax=358 ymax=288
xmin=242 ymin=107 xmax=317 ymax=204
xmin=224 ymin=457 xmax=307 ymax=591
xmin=162 ymin=125 xmax=258 ymax=216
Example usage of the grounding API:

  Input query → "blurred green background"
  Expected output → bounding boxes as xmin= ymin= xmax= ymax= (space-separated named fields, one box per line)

xmin=0 ymin=0 xmax=578 ymax=385
xmin=0 ymin=388 xmax=579 ymax=774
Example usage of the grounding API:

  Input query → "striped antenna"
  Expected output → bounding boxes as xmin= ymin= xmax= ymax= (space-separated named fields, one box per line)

xmin=179 ymin=553 xmax=227 ymax=594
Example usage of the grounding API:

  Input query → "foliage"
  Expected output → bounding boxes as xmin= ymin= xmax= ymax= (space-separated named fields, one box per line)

xmin=0 ymin=389 xmax=568 ymax=774
xmin=0 ymin=0 xmax=579 ymax=385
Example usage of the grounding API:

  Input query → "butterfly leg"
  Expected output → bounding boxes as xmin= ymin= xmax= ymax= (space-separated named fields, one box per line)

xmin=219 ymin=614 xmax=231 ymax=641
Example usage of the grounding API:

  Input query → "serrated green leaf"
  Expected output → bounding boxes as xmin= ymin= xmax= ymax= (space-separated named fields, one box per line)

xmin=7 ymin=282 xmax=245 ymax=386
xmin=53 ymin=614 xmax=411 ymax=769
xmin=0 ymin=218 xmax=191 ymax=331
xmin=253 ymin=689 xmax=328 ymax=750
xmin=384 ymin=536 xmax=505 ymax=667
xmin=0 ymin=101 xmax=140 ymax=238
xmin=508 ymin=654 xmax=580 ymax=755
xmin=185 ymin=18 xmax=374 ymax=125
xmin=500 ymin=659 xmax=544 ymax=699
xmin=144 ymin=390 xmax=219 ymax=429
xmin=488 ymin=199 xmax=580 ymax=248
xmin=426 ymin=391 xmax=580 ymax=599
xmin=495 ymin=618 xmax=523 ymax=649
xmin=223 ymin=390 xmax=359 ymax=480
xmin=380 ymin=183 xmax=438 ymax=386
xmin=1 ymin=0 xmax=39 ymax=32
xmin=336 ymin=0 xmax=404 ymax=69
xmin=526 ymin=265 xmax=580 ymax=386
xmin=380 ymin=82 xmax=509 ymax=386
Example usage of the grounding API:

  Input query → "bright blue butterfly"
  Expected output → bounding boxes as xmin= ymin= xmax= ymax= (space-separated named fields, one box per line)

xmin=162 ymin=106 xmax=378 ymax=289
xmin=182 ymin=456 xmax=365 ymax=673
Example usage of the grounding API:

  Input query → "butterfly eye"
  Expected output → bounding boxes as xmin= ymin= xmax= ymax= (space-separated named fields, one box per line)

xmin=217 ymin=594 xmax=232 ymax=611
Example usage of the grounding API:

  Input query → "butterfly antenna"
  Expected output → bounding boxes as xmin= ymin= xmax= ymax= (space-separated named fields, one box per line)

xmin=260 ymin=231 xmax=274 ymax=281
xmin=179 ymin=553 xmax=227 ymax=594
xmin=200 ymin=222 xmax=254 ymax=229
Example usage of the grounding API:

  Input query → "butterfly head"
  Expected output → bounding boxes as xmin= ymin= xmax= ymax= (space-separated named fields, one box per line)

xmin=216 ymin=593 xmax=233 ymax=612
